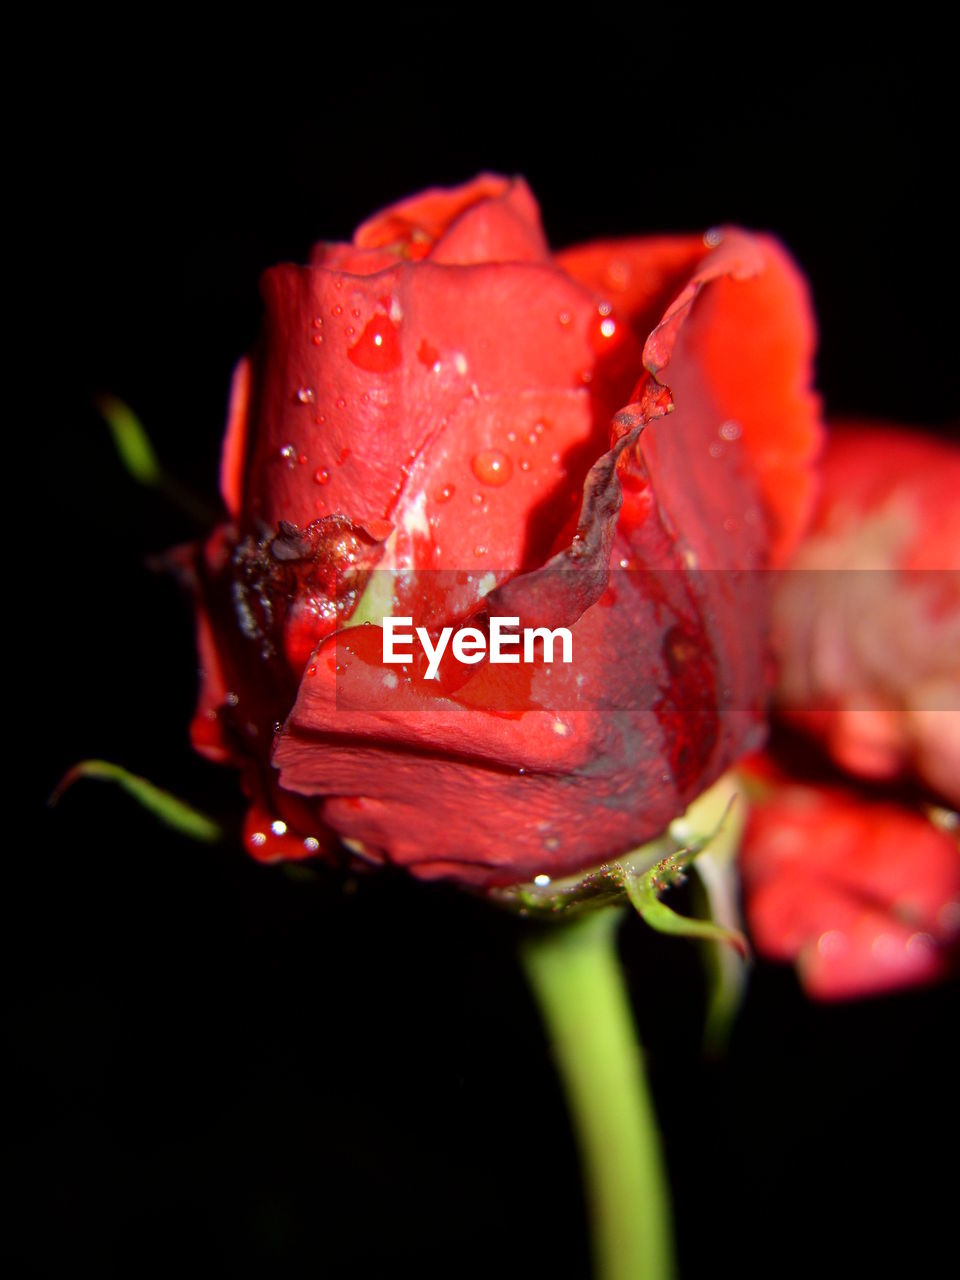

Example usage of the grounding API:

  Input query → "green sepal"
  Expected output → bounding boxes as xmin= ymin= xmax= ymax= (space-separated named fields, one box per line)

xmin=96 ymin=396 xmax=218 ymax=525
xmin=49 ymin=759 xmax=222 ymax=843
xmin=623 ymin=854 xmax=747 ymax=957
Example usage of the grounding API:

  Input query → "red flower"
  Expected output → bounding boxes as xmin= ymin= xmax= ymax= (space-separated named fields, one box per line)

xmin=191 ymin=175 xmax=821 ymax=886
xmin=741 ymin=775 xmax=960 ymax=999
xmin=773 ymin=424 xmax=960 ymax=805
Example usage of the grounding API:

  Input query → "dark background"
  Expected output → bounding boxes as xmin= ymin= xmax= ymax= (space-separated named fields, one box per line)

xmin=20 ymin=39 xmax=958 ymax=1278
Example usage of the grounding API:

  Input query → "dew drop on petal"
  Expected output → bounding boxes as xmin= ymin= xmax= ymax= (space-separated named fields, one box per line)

xmin=296 ymin=387 xmax=315 ymax=404
xmin=471 ymin=449 xmax=513 ymax=487
xmin=348 ymin=315 xmax=402 ymax=373
xmin=435 ymin=484 xmax=455 ymax=503
xmin=314 ymin=468 xmax=329 ymax=485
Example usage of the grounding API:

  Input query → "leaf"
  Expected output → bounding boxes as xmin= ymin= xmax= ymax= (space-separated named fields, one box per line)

xmin=49 ymin=760 xmax=222 ymax=843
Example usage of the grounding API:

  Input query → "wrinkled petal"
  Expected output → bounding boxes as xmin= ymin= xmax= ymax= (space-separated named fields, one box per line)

xmin=562 ymin=231 xmax=821 ymax=564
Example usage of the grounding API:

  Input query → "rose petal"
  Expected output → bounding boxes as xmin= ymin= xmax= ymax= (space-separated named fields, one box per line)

xmin=742 ymin=781 xmax=960 ymax=998
xmin=219 ymin=357 xmax=251 ymax=518
xmin=775 ymin=424 xmax=960 ymax=803
xmin=563 ymin=231 xmax=821 ymax=564
xmin=244 ymin=258 xmax=600 ymax=548
xmin=312 ymin=174 xmax=550 ymax=272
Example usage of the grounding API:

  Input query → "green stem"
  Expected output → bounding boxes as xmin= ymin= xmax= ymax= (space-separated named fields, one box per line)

xmin=520 ymin=908 xmax=674 ymax=1280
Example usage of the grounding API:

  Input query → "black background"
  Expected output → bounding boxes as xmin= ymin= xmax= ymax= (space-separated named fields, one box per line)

xmin=20 ymin=37 xmax=959 ymax=1278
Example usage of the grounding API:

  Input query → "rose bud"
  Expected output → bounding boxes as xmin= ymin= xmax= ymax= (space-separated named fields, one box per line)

xmin=190 ymin=174 xmax=821 ymax=887
xmin=740 ymin=774 xmax=960 ymax=998
xmin=773 ymin=424 xmax=960 ymax=805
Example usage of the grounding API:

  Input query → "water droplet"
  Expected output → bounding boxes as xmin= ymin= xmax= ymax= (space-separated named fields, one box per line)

xmin=598 ymin=301 xmax=613 ymax=317
xmin=348 ymin=314 xmax=402 ymax=373
xmin=704 ymin=227 xmax=724 ymax=248
xmin=336 ymin=397 xmax=346 ymax=409
xmin=332 ymin=303 xmax=343 ymax=316
xmin=271 ymin=819 xmax=288 ymax=836
xmin=352 ymin=307 xmax=361 ymax=318
xmin=314 ymin=468 xmax=329 ymax=485
xmin=472 ymin=492 xmax=485 ymax=506
xmin=558 ymin=310 xmax=572 ymax=326
xmin=315 ymin=414 xmax=326 ymax=425
xmin=471 ymin=448 xmax=513 ymax=487
xmin=435 ymin=484 xmax=455 ymax=503
xmin=313 ymin=334 xmax=323 ymax=345
xmin=418 ymin=338 xmax=440 ymax=367
xmin=709 ymin=441 xmax=724 ymax=458
xmin=474 ymin=545 xmax=487 ymax=557
xmin=313 ymin=316 xmax=324 ymax=328
xmin=304 ymin=836 xmax=320 ymax=852
xmin=280 ymin=444 xmax=297 ymax=467
xmin=345 ymin=325 xmax=355 ymax=336
xmin=519 ymin=459 xmax=531 ymax=472
xmin=719 ymin=419 xmax=742 ymax=441
xmin=534 ymin=873 xmax=551 ymax=886
xmin=296 ymin=386 xmax=315 ymax=404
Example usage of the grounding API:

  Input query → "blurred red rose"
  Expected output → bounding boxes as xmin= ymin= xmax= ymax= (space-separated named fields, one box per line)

xmin=191 ymin=174 xmax=821 ymax=886
xmin=773 ymin=424 xmax=960 ymax=805
xmin=741 ymin=772 xmax=960 ymax=998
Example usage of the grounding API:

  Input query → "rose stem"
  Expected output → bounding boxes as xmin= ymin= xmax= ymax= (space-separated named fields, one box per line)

xmin=520 ymin=907 xmax=674 ymax=1280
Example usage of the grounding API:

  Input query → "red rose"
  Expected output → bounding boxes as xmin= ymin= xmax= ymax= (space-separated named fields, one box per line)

xmin=741 ymin=773 xmax=960 ymax=998
xmin=191 ymin=174 xmax=821 ymax=887
xmin=773 ymin=423 xmax=960 ymax=804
